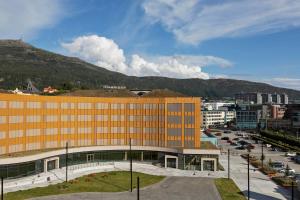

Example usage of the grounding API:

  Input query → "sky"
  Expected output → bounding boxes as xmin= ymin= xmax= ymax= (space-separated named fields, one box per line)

xmin=1 ymin=0 xmax=300 ymax=90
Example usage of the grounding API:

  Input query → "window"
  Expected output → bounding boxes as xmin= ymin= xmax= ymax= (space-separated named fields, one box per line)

xmin=45 ymin=102 xmax=58 ymax=109
xmin=95 ymin=103 xmax=109 ymax=109
xmin=27 ymin=102 xmax=41 ymax=109
xmin=184 ymin=103 xmax=195 ymax=112
xmin=78 ymin=127 xmax=91 ymax=134
xmin=9 ymin=101 xmax=24 ymax=109
xmin=96 ymin=127 xmax=108 ymax=134
xmin=111 ymin=115 xmax=125 ymax=121
xmin=26 ymin=129 xmax=41 ymax=136
xmin=111 ymin=103 xmax=125 ymax=109
xmin=184 ymin=116 xmax=195 ymax=124
xmin=61 ymin=128 xmax=74 ymax=134
xmin=0 ymin=116 xmax=6 ymax=124
xmin=26 ymin=115 xmax=41 ymax=123
xmin=184 ymin=128 xmax=195 ymax=137
xmin=0 ymin=131 xmax=6 ymax=139
xmin=9 ymin=116 xmax=23 ymax=123
xmin=78 ymin=103 xmax=92 ymax=109
xmin=167 ymin=128 xmax=181 ymax=136
xmin=61 ymin=115 xmax=75 ymax=122
xmin=0 ymin=101 xmax=7 ymax=108
xmin=45 ymin=115 xmax=58 ymax=122
xmin=96 ymin=115 xmax=108 ymax=121
xmin=111 ymin=127 xmax=125 ymax=133
xmin=9 ymin=130 xmax=23 ymax=138
xmin=167 ymin=116 xmax=181 ymax=124
xmin=45 ymin=128 xmax=58 ymax=135
xmin=128 ymin=115 xmax=141 ymax=121
xmin=78 ymin=115 xmax=92 ymax=121
xmin=167 ymin=103 xmax=181 ymax=112
xmin=61 ymin=102 xmax=75 ymax=109
xmin=128 ymin=103 xmax=141 ymax=109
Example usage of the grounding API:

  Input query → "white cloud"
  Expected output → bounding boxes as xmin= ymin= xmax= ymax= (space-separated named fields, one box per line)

xmin=62 ymin=35 xmax=233 ymax=79
xmin=143 ymin=0 xmax=300 ymax=44
xmin=267 ymin=78 xmax=300 ymax=90
xmin=61 ymin=35 xmax=127 ymax=73
xmin=0 ymin=0 xmax=64 ymax=39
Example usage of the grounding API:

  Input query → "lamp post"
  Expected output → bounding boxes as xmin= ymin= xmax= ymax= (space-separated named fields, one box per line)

xmin=1 ymin=177 xmax=3 ymax=200
xmin=228 ymin=149 xmax=230 ymax=179
xmin=247 ymin=154 xmax=250 ymax=200
xmin=261 ymin=141 xmax=264 ymax=170
xmin=65 ymin=142 xmax=68 ymax=183
xmin=130 ymin=138 xmax=132 ymax=192
xmin=291 ymin=181 xmax=294 ymax=200
xmin=137 ymin=176 xmax=140 ymax=200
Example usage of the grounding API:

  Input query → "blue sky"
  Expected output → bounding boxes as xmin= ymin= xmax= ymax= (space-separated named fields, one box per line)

xmin=1 ymin=0 xmax=300 ymax=90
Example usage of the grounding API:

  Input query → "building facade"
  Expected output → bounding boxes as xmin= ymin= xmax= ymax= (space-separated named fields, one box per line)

xmin=202 ymin=110 xmax=235 ymax=128
xmin=0 ymin=93 xmax=219 ymax=178
xmin=236 ymin=105 xmax=270 ymax=130
xmin=235 ymin=92 xmax=288 ymax=105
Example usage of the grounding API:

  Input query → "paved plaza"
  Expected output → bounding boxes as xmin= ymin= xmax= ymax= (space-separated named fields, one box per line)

xmin=29 ymin=177 xmax=221 ymax=200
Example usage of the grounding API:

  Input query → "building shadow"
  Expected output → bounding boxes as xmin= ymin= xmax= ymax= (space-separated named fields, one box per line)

xmin=242 ymin=190 xmax=288 ymax=200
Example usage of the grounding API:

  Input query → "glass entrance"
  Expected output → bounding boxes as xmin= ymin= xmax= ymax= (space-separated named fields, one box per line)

xmin=47 ymin=160 xmax=56 ymax=171
xmin=87 ymin=154 xmax=94 ymax=163
xmin=166 ymin=158 xmax=177 ymax=168
xmin=203 ymin=160 xmax=214 ymax=171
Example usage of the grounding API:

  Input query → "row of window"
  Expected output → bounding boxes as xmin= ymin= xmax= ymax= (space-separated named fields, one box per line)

xmin=0 ymin=101 xmax=195 ymax=112
xmin=0 ymin=115 xmax=195 ymax=123
xmin=0 ymin=127 xmax=195 ymax=138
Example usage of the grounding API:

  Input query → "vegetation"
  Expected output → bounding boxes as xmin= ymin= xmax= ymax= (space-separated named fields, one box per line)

xmin=254 ymin=133 xmax=300 ymax=152
xmin=1 ymin=40 xmax=300 ymax=99
xmin=261 ymin=130 xmax=300 ymax=149
xmin=214 ymin=178 xmax=246 ymax=200
xmin=4 ymin=171 xmax=164 ymax=200
xmin=272 ymin=176 xmax=297 ymax=187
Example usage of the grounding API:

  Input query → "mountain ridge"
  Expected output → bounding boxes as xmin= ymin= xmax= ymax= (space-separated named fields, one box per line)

xmin=0 ymin=39 xmax=299 ymax=100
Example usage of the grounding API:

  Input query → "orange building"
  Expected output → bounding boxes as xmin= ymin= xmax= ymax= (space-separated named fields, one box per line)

xmin=0 ymin=93 xmax=219 ymax=178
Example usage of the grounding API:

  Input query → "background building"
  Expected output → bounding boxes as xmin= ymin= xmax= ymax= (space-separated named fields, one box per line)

xmin=235 ymin=92 xmax=288 ymax=105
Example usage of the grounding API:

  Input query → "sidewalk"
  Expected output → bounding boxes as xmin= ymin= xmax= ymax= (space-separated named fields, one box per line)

xmin=219 ymin=154 xmax=292 ymax=200
xmin=1 ymin=161 xmax=226 ymax=194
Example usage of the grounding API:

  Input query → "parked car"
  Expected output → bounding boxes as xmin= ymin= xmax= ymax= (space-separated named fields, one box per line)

xmin=221 ymin=136 xmax=229 ymax=140
xmin=227 ymin=140 xmax=233 ymax=144
xmin=238 ymin=140 xmax=249 ymax=146
xmin=285 ymin=152 xmax=297 ymax=157
xmin=280 ymin=168 xmax=296 ymax=176
xmin=215 ymin=132 xmax=222 ymax=136
xmin=233 ymin=137 xmax=240 ymax=141
xmin=231 ymin=142 xmax=238 ymax=146
xmin=224 ymin=130 xmax=231 ymax=134
xmin=247 ymin=144 xmax=255 ymax=149
xmin=270 ymin=161 xmax=285 ymax=171
xmin=236 ymin=145 xmax=246 ymax=150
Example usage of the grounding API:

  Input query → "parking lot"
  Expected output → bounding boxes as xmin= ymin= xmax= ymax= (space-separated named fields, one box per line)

xmin=214 ymin=130 xmax=300 ymax=175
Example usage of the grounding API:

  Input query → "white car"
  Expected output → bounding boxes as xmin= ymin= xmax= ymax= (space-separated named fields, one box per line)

xmin=280 ymin=168 xmax=295 ymax=175
xmin=286 ymin=152 xmax=296 ymax=157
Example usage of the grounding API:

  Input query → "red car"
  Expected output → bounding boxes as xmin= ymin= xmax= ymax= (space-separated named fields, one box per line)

xmin=247 ymin=144 xmax=255 ymax=149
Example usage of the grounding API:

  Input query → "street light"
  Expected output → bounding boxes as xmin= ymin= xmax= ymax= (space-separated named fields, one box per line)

xmin=65 ymin=142 xmax=69 ymax=183
xmin=137 ymin=176 xmax=140 ymax=200
xmin=261 ymin=141 xmax=264 ymax=170
xmin=247 ymin=154 xmax=250 ymax=200
xmin=1 ymin=177 xmax=3 ymax=200
xmin=228 ymin=149 xmax=230 ymax=179
xmin=129 ymin=138 xmax=132 ymax=192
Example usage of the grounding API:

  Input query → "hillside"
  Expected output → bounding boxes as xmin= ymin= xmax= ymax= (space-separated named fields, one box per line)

xmin=0 ymin=40 xmax=300 ymax=99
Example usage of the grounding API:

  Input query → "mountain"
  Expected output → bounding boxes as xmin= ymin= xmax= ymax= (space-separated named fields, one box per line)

xmin=0 ymin=39 xmax=300 ymax=100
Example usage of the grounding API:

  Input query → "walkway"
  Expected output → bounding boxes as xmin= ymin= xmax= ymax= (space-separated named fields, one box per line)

xmin=219 ymin=153 xmax=292 ymax=200
xmin=29 ymin=177 xmax=222 ymax=200
xmin=1 ymin=161 xmax=226 ymax=194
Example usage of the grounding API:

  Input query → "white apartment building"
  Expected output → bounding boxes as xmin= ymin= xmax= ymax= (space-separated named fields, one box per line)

xmin=202 ymin=110 xmax=236 ymax=128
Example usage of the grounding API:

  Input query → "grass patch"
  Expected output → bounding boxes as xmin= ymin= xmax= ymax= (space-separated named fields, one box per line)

xmin=215 ymin=178 xmax=246 ymax=200
xmin=5 ymin=171 xmax=164 ymax=200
